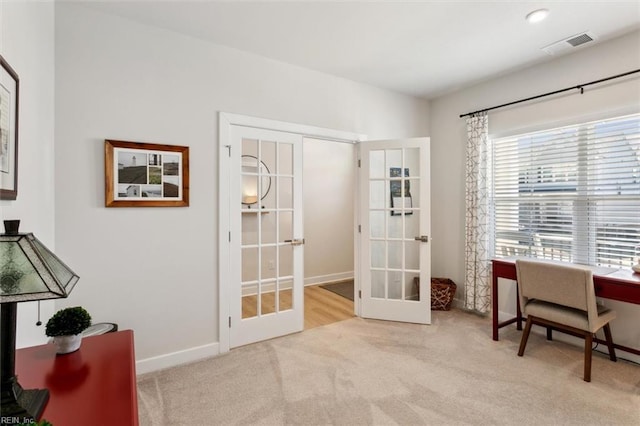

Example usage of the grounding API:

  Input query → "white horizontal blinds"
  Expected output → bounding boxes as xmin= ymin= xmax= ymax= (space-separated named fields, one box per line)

xmin=492 ymin=113 xmax=640 ymax=268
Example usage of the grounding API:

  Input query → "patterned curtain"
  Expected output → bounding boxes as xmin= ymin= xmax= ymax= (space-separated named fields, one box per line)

xmin=464 ymin=112 xmax=491 ymax=314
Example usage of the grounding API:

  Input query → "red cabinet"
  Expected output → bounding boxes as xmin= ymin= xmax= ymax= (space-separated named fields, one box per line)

xmin=15 ymin=330 xmax=139 ymax=426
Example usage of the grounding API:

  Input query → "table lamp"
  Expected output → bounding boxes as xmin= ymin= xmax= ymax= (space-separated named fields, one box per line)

xmin=1 ymin=220 xmax=79 ymax=421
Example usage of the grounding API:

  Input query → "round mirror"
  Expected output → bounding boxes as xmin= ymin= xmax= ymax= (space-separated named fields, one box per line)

xmin=241 ymin=155 xmax=271 ymax=206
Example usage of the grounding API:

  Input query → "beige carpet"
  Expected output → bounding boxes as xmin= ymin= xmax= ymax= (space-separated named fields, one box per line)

xmin=137 ymin=309 xmax=639 ymax=425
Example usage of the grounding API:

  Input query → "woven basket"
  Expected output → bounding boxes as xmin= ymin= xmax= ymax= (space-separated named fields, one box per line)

xmin=413 ymin=277 xmax=457 ymax=311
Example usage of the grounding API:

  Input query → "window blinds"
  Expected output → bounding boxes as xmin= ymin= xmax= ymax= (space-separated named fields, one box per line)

xmin=491 ymin=113 xmax=640 ymax=268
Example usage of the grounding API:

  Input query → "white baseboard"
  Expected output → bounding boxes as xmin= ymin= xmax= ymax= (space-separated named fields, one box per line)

xmin=242 ymin=281 xmax=292 ymax=296
xmin=136 ymin=342 xmax=220 ymax=375
xmin=240 ymin=272 xmax=354 ymax=296
xmin=304 ymin=272 xmax=354 ymax=287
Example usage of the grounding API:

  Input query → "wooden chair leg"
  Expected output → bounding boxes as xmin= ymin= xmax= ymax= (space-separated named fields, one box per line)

xmin=584 ymin=333 xmax=593 ymax=382
xmin=546 ymin=327 xmax=552 ymax=341
xmin=603 ymin=323 xmax=617 ymax=362
xmin=518 ymin=317 xmax=533 ymax=357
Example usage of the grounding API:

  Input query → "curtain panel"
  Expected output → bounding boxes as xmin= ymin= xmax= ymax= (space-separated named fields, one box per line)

xmin=464 ymin=112 xmax=491 ymax=314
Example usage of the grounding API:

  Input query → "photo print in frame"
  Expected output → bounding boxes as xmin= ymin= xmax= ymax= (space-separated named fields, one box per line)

xmin=390 ymin=167 xmax=412 ymax=216
xmin=105 ymin=140 xmax=189 ymax=207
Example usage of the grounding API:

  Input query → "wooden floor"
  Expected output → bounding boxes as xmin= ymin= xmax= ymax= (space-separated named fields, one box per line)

xmin=303 ymin=284 xmax=355 ymax=329
xmin=241 ymin=283 xmax=355 ymax=330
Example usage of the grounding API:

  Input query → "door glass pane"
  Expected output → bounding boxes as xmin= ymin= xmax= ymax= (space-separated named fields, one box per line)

xmin=242 ymin=289 xmax=257 ymax=319
xmin=261 ymin=213 xmax=276 ymax=245
xmin=371 ymin=240 xmax=385 ymax=268
xmin=279 ymin=284 xmax=293 ymax=311
xmin=370 ymin=181 xmax=385 ymax=209
xmin=261 ymin=245 xmax=277 ymax=280
xmin=261 ymin=141 xmax=277 ymax=174
xmin=261 ymin=174 xmax=276 ymax=209
xmin=405 ymin=272 xmax=419 ymax=301
xmin=386 ymin=149 xmax=402 ymax=174
xmin=242 ymin=138 xmax=257 ymax=157
xmin=406 ymin=241 xmax=420 ymax=270
xmin=279 ymin=211 xmax=293 ymax=242
xmin=388 ymin=214 xmax=402 ymax=238
xmin=371 ymin=270 xmax=385 ymax=298
xmin=279 ymin=245 xmax=293 ymax=277
xmin=370 ymin=150 xmax=385 ymax=179
xmin=241 ymin=173 xmax=259 ymax=207
xmin=404 ymin=148 xmax=420 ymax=177
xmin=388 ymin=240 xmax=402 ymax=269
xmin=279 ymin=143 xmax=293 ymax=175
xmin=242 ymin=215 xmax=258 ymax=245
xmin=260 ymin=281 xmax=276 ymax=315
xmin=388 ymin=270 xmax=402 ymax=300
xmin=370 ymin=211 xmax=385 ymax=238
xmin=408 ymin=178 xmax=420 ymax=210
xmin=404 ymin=213 xmax=419 ymax=240
xmin=279 ymin=177 xmax=293 ymax=209
xmin=242 ymin=155 xmax=268 ymax=208
xmin=242 ymin=247 xmax=258 ymax=282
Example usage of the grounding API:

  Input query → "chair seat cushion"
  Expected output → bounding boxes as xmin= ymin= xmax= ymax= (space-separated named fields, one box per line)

xmin=524 ymin=299 xmax=616 ymax=332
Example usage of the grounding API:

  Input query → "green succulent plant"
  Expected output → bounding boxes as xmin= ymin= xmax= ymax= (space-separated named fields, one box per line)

xmin=45 ymin=306 xmax=92 ymax=337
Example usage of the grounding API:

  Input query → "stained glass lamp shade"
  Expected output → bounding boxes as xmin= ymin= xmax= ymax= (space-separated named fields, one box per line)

xmin=1 ymin=220 xmax=80 ymax=421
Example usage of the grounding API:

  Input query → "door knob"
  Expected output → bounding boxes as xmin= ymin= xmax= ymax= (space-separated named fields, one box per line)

xmin=414 ymin=236 xmax=429 ymax=243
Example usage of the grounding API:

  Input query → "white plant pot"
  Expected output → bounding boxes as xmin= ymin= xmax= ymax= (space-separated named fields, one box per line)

xmin=52 ymin=334 xmax=83 ymax=354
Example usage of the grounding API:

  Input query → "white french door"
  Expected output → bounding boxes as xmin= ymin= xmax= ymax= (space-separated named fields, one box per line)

xmin=229 ymin=125 xmax=304 ymax=348
xmin=358 ymin=138 xmax=431 ymax=324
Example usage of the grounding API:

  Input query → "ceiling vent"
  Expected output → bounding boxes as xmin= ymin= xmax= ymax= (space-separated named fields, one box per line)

xmin=542 ymin=31 xmax=597 ymax=55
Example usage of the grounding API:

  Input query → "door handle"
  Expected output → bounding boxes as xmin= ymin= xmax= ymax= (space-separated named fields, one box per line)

xmin=414 ymin=236 xmax=429 ymax=243
xmin=285 ymin=239 xmax=305 ymax=246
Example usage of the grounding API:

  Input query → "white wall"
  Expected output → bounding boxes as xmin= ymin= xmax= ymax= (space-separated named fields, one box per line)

xmin=430 ymin=31 xmax=640 ymax=360
xmin=0 ymin=1 xmax=56 ymax=348
xmin=54 ymin=3 xmax=429 ymax=364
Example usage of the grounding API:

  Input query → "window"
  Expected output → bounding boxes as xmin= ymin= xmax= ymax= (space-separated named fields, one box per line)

xmin=491 ymin=113 xmax=640 ymax=268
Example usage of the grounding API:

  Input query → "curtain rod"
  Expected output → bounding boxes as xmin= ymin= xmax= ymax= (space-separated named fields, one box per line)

xmin=459 ymin=69 xmax=640 ymax=118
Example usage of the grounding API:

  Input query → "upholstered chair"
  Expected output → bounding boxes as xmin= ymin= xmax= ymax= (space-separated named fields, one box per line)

xmin=515 ymin=259 xmax=617 ymax=382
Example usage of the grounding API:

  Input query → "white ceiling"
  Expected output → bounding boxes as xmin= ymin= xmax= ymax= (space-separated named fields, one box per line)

xmin=80 ymin=0 xmax=640 ymax=99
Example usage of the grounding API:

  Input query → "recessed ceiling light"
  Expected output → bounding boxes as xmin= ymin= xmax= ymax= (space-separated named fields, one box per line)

xmin=526 ymin=9 xmax=549 ymax=24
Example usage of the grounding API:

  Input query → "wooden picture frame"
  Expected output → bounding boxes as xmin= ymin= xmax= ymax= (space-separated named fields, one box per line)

xmin=105 ymin=140 xmax=189 ymax=207
xmin=0 ymin=55 xmax=19 ymax=200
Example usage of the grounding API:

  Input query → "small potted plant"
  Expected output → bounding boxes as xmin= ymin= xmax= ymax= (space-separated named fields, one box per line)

xmin=45 ymin=306 xmax=92 ymax=354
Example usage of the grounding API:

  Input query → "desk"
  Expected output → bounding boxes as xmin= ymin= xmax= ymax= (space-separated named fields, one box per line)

xmin=492 ymin=258 xmax=640 ymax=355
xmin=15 ymin=330 xmax=139 ymax=425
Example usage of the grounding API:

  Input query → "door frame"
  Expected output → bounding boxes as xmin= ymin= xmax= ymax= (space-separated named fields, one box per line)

xmin=218 ymin=112 xmax=365 ymax=353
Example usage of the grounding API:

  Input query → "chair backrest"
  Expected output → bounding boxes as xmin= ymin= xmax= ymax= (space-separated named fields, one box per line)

xmin=515 ymin=259 xmax=597 ymax=317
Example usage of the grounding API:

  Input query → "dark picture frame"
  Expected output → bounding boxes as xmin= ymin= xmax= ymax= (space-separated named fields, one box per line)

xmin=0 ymin=55 xmax=19 ymax=200
xmin=105 ymin=140 xmax=189 ymax=207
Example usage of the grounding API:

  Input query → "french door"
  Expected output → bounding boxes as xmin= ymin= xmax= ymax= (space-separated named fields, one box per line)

xmin=229 ymin=125 xmax=304 ymax=348
xmin=220 ymin=114 xmax=431 ymax=349
xmin=358 ymin=138 xmax=431 ymax=324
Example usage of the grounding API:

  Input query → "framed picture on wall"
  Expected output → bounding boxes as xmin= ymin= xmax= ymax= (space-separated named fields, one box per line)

xmin=104 ymin=139 xmax=190 ymax=207
xmin=0 ymin=55 xmax=19 ymax=200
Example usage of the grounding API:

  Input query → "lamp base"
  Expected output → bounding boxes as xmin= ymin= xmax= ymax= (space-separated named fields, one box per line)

xmin=1 ymin=379 xmax=49 ymax=422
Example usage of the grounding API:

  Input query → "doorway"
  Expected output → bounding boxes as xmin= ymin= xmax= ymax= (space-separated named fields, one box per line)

xmin=302 ymin=137 xmax=356 ymax=329
xmin=219 ymin=113 xmax=431 ymax=352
